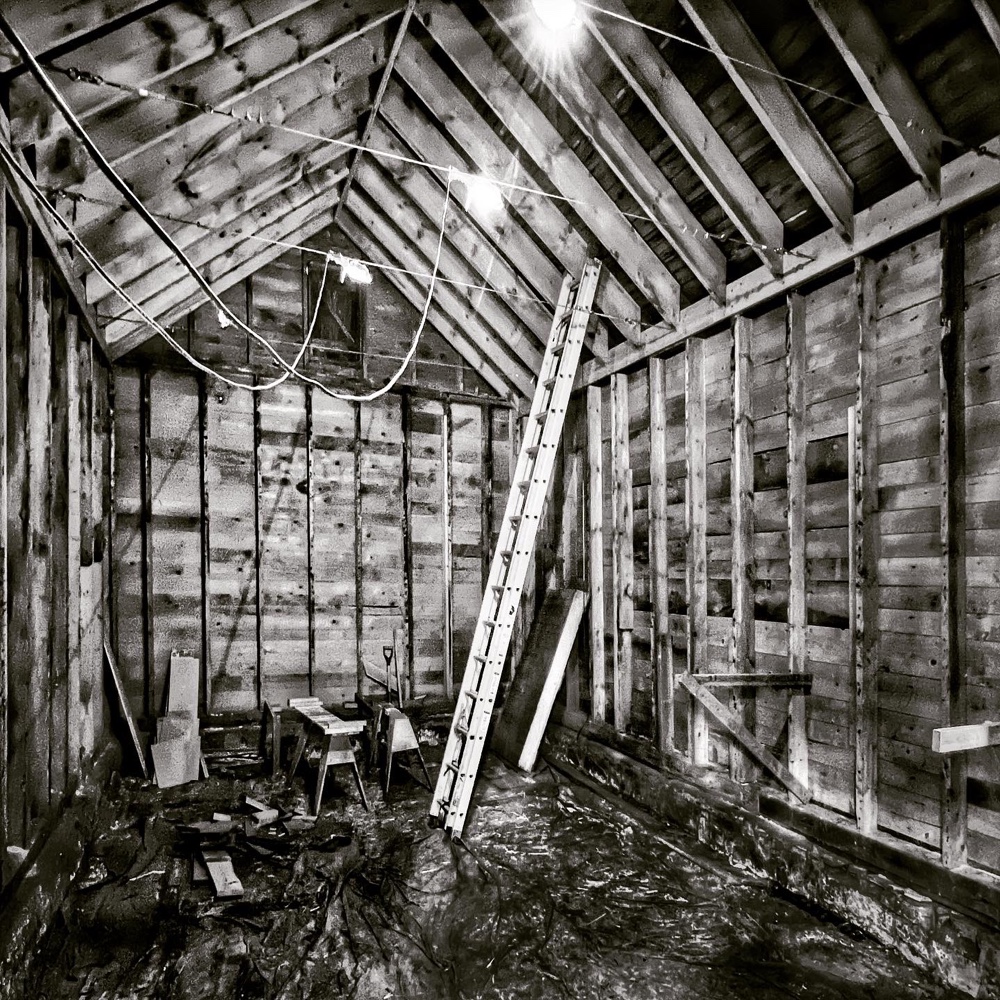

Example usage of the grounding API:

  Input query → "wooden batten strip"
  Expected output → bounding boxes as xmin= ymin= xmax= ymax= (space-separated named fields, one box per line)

xmin=686 ymin=337 xmax=709 ymax=766
xmin=441 ymin=401 xmax=454 ymax=700
xmin=139 ymin=367 xmax=154 ymax=723
xmin=611 ymin=374 xmax=634 ymax=732
xmin=785 ymin=293 xmax=809 ymax=786
xmin=197 ymin=371 xmax=211 ymax=715
xmin=648 ymin=357 xmax=673 ymax=753
xmin=939 ymin=215 xmax=968 ymax=868
xmin=730 ymin=316 xmax=756 ymax=783
xmin=65 ymin=315 xmax=81 ymax=781
xmin=0 ymin=177 xmax=8 ymax=849
xmin=586 ymin=386 xmax=606 ymax=723
xmin=561 ymin=409 xmax=582 ymax=714
xmin=305 ymin=386 xmax=316 ymax=698
xmin=401 ymin=391 xmax=416 ymax=697
xmin=354 ymin=403 xmax=365 ymax=696
xmin=252 ymin=384 xmax=264 ymax=712
xmin=852 ymin=258 xmax=879 ymax=836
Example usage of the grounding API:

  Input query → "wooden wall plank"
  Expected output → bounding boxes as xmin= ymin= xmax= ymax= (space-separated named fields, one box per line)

xmin=730 ymin=316 xmax=756 ymax=782
xmin=853 ymin=258 xmax=880 ymax=835
xmin=649 ymin=357 xmax=673 ymax=753
xmin=586 ymin=386 xmax=606 ymax=723
xmin=0 ymin=183 xmax=7 ymax=852
xmin=686 ymin=337 xmax=709 ymax=765
xmin=440 ymin=402 xmax=453 ymax=699
xmin=611 ymin=374 xmax=634 ymax=732
xmin=65 ymin=313 xmax=82 ymax=779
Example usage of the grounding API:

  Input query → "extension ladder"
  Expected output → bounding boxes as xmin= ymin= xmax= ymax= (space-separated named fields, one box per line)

xmin=430 ymin=260 xmax=602 ymax=837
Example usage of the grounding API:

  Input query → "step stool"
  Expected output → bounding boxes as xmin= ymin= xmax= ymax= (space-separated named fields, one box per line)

xmin=376 ymin=706 xmax=432 ymax=797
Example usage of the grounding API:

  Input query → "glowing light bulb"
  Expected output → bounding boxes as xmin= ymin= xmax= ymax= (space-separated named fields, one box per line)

xmin=329 ymin=252 xmax=373 ymax=284
xmin=459 ymin=173 xmax=505 ymax=217
xmin=531 ymin=0 xmax=578 ymax=31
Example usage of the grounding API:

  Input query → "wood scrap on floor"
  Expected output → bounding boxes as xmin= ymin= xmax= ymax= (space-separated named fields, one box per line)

xmin=152 ymin=651 xmax=202 ymax=789
xmin=199 ymin=849 xmax=243 ymax=899
xmin=492 ymin=589 xmax=588 ymax=772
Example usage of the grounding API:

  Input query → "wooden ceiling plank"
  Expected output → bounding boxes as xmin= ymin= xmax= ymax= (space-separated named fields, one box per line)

xmin=91 ymin=132 xmax=353 ymax=298
xmin=333 ymin=0 xmax=417 ymax=228
xmin=808 ymin=0 xmax=941 ymax=193
xmin=971 ymin=0 xmax=1000 ymax=59
xmin=586 ymin=0 xmax=783 ymax=274
xmin=102 ymin=166 xmax=348 ymax=353
xmin=677 ymin=0 xmax=855 ymax=241
xmin=394 ymin=38 xmax=642 ymax=342
xmin=486 ymin=0 xmax=727 ymax=302
xmin=346 ymin=186 xmax=537 ymax=398
xmin=576 ymin=130 xmax=1000 ymax=387
xmin=338 ymin=214 xmax=518 ymax=401
xmin=419 ymin=1 xmax=680 ymax=326
xmin=353 ymin=159 xmax=545 ymax=372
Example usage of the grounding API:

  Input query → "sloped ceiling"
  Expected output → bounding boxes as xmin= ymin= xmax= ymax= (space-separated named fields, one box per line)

xmin=2 ymin=0 xmax=1000 ymax=399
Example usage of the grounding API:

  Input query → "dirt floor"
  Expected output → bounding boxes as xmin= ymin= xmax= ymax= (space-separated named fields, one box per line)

xmin=25 ymin=732 xmax=967 ymax=1000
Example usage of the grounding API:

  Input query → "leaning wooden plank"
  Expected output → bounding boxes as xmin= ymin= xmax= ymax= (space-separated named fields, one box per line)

xmin=200 ymin=849 xmax=244 ymax=898
xmin=677 ymin=673 xmax=811 ymax=803
xmin=932 ymin=722 xmax=1000 ymax=754
xmin=167 ymin=651 xmax=200 ymax=717
xmin=103 ymin=640 xmax=149 ymax=779
xmin=151 ymin=737 xmax=200 ymax=789
xmin=493 ymin=589 xmax=588 ymax=772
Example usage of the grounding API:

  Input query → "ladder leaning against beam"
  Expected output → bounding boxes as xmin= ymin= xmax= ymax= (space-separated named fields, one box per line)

xmin=430 ymin=260 xmax=602 ymax=838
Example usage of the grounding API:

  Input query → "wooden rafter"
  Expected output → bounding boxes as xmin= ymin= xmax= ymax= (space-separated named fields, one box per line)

xmin=585 ymin=0 xmax=783 ymax=275
xmin=971 ymin=0 xmax=1000 ymax=59
xmin=393 ymin=37 xmax=642 ymax=343
xmin=807 ymin=0 xmax=941 ymax=193
xmin=486 ymin=1 xmax=726 ymax=302
xmin=677 ymin=0 xmax=854 ymax=240
xmin=419 ymin=1 xmax=681 ymax=326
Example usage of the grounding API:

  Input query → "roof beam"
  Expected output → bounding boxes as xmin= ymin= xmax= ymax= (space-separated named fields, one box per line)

xmin=103 ymin=164 xmax=348 ymax=356
xmin=338 ymin=215 xmax=517 ymax=400
xmin=971 ymin=0 xmax=1000 ymax=60
xmin=584 ymin=0 xmax=783 ymax=275
xmin=576 ymin=130 xmax=1000 ymax=387
xmin=418 ymin=1 xmax=680 ymax=326
xmin=393 ymin=37 xmax=642 ymax=343
xmin=485 ymin=1 xmax=726 ymax=302
xmin=677 ymin=0 xmax=854 ymax=240
xmin=807 ymin=0 xmax=941 ymax=193
xmin=346 ymin=185 xmax=537 ymax=398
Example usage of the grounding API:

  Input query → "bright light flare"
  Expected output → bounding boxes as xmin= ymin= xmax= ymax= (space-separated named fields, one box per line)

xmin=329 ymin=252 xmax=373 ymax=284
xmin=531 ymin=0 xmax=578 ymax=31
xmin=458 ymin=172 xmax=505 ymax=217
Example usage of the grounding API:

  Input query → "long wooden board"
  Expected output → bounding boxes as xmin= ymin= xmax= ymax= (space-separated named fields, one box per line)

xmin=103 ymin=640 xmax=148 ymax=779
xmin=493 ymin=589 xmax=588 ymax=772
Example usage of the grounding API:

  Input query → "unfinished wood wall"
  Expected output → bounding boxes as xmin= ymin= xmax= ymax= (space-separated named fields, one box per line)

xmin=1 ymin=193 xmax=111 ymax=869
xmin=560 ymin=206 xmax=1000 ymax=878
xmin=111 ymin=248 xmax=512 ymax=721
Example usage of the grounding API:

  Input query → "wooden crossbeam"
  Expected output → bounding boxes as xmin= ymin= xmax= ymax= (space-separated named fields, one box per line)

xmin=808 ymin=0 xmax=941 ymax=193
xmin=419 ymin=1 xmax=680 ymax=326
xmin=677 ymin=673 xmax=811 ymax=803
xmin=686 ymin=673 xmax=812 ymax=691
xmin=485 ymin=1 xmax=726 ymax=302
xmin=677 ymin=0 xmax=854 ymax=240
xmin=933 ymin=722 xmax=1000 ymax=754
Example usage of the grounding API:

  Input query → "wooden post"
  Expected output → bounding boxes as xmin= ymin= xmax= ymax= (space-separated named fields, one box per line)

xmin=252 ymin=384 xmax=264 ymax=712
xmin=139 ymin=366 xmax=154 ymax=722
xmin=197 ymin=371 xmax=211 ymax=715
xmin=0 ymin=177 xmax=8 ymax=852
xmin=730 ymin=315 xmax=756 ymax=782
xmin=853 ymin=257 xmax=879 ymax=836
xmin=561 ymin=406 xmax=582 ymax=714
xmin=586 ymin=385 xmax=606 ymax=722
xmin=354 ymin=402 xmax=366 ymax=696
xmin=939 ymin=215 xmax=967 ymax=868
xmin=611 ymin=373 xmax=634 ymax=732
xmin=65 ymin=316 xmax=81 ymax=780
xmin=441 ymin=400 xmax=454 ymax=699
xmin=305 ymin=386 xmax=315 ymax=697
xmin=401 ymin=390 xmax=415 ymax=699
xmin=686 ymin=337 xmax=709 ymax=765
xmin=649 ymin=357 xmax=673 ymax=753
xmin=785 ymin=293 xmax=809 ymax=786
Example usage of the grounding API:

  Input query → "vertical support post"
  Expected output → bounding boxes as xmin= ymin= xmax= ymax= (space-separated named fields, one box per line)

xmin=786 ymin=292 xmax=809 ymax=786
xmin=252 ymin=384 xmax=263 ymax=712
xmin=401 ymin=390 xmax=414 ymax=700
xmin=561 ymin=406 xmax=582 ymax=714
xmin=586 ymin=385 xmax=606 ymax=722
xmin=197 ymin=371 xmax=211 ymax=715
xmin=611 ymin=373 xmax=634 ymax=732
xmin=686 ymin=337 xmax=709 ymax=765
xmin=441 ymin=401 xmax=454 ymax=699
xmin=65 ymin=316 xmax=81 ymax=780
xmin=0 ymin=180 xmax=8 ymax=852
xmin=139 ymin=366 xmax=154 ymax=722
xmin=853 ymin=257 xmax=879 ymax=835
xmin=354 ymin=402 xmax=365 ymax=695
xmin=940 ymin=215 xmax=967 ymax=868
xmin=730 ymin=315 xmax=756 ymax=782
xmin=305 ymin=386 xmax=315 ymax=697
xmin=649 ymin=357 xmax=673 ymax=753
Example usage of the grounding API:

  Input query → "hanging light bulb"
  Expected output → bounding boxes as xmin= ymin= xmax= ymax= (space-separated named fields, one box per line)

xmin=457 ymin=171 xmax=505 ymax=217
xmin=329 ymin=251 xmax=373 ymax=285
xmin=531 ymin=0 xmax=578 ymax=31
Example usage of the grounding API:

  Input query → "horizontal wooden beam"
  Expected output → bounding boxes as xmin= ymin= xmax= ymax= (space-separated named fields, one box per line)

xmin=682 ymin=672 xmax=812 ymax=691
xmin=677 ymin=673 xmax=811 ymax=803
xmin=576 ymin=130 xmax=1000 ymax=387
xmin=932 ymin=722 xmax=1000 ymax=754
